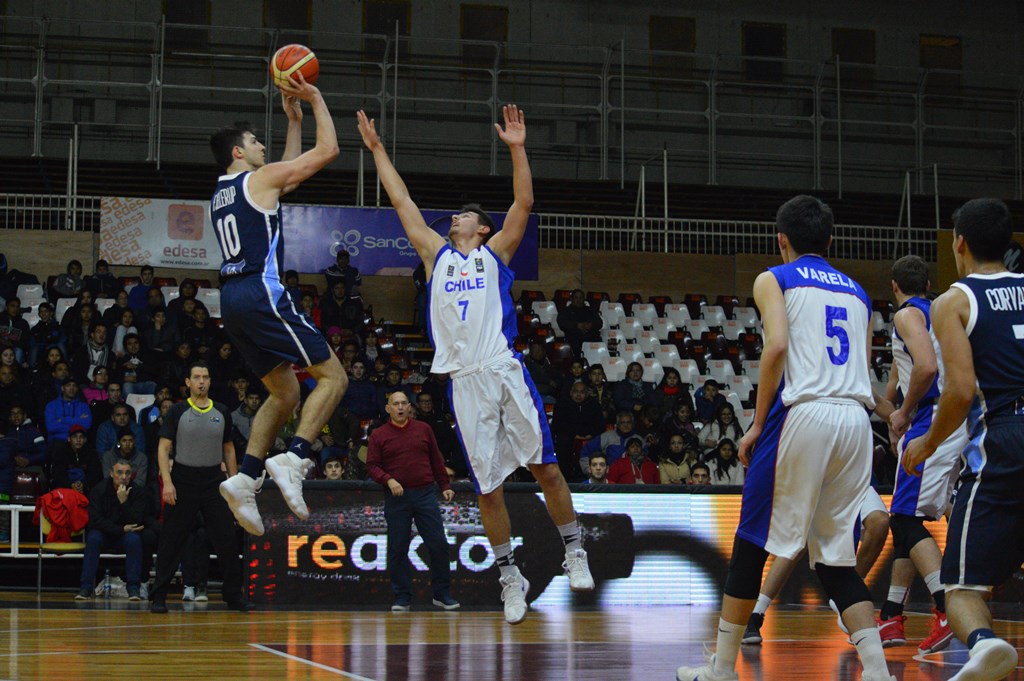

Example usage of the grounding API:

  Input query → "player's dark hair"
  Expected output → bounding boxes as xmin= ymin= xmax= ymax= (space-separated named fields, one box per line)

xmin=210 ymin=121 xmax=255 ymax=171
xmin=952 ymin=198 xmax=1013 ymax=263
xmin=461 ymin=203 xmax=497 ymax=242
xmin=891 ymin=255 xmax=929 ymax=296
xmin=775 ymin=194 xmax=834 ymax=256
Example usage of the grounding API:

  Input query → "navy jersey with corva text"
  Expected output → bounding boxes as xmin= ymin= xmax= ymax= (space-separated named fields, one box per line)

xmin=210 ymin=171 xmax=284 ymax=280
xmin=950 ymin=272 xmax=1024 ymax=430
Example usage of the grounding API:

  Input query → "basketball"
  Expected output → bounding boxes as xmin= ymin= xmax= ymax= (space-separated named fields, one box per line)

xmin=270 ymin=44 xmax=319 ymax=88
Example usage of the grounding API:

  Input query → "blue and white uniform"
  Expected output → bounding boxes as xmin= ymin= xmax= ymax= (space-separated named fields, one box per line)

xmin=737 ymin=255 xmax=875 ymax=567
xmin=941 ymin=272 xmax=1024 ymax=588
xmin=210 ymin=171 xmax=329 ymax=377
xmin=890 ymin=296 xmax=967 ymax=519
xmin=428 ymin=245 xmax=555 ymax=494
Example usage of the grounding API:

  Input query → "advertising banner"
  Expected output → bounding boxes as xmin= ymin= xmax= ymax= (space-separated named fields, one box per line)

xmin=99 ymin=197 xmax=540 ymax=280
xmin=245 ymin=486 xmax=949 ymax=608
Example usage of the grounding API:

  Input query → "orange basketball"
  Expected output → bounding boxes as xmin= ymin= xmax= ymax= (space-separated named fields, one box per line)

xmin=270 ymin=44 xmax=319 ymax=88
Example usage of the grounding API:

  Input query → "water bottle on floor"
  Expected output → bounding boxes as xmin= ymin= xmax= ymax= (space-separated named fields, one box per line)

xmin=103 ymin=569 xmax=111 ymax=599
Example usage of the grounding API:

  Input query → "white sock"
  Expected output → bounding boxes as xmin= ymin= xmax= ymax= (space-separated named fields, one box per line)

xmin=851 ymin=626 xmax=889 ymax=678
xmin=753 ymin=593 xmax=772 ymax=616
xmin=886 ymin=585 xmax=909 ymax=605
xmin=923 ymin=570 xmax=943 ymax=596
xmin=713 ymin=618 xmax=745 ymax=675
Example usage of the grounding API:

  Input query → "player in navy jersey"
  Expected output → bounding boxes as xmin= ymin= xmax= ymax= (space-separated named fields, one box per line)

xmin=677 ymin=195 xmax=894 ymax=681
xmin=210 ymin=73 xmax=347 ymax=537
xmin=905 ymin=198 xmax=1024 ymax=680
xmin=356 ymin=105 xmax=594 ymax=626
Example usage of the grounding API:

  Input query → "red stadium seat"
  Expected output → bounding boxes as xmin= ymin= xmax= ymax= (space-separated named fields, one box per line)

xmin=617 ymin=292 xmax=642 ymax=316
xmin=647 ymin=295 xmax=673 ymax=317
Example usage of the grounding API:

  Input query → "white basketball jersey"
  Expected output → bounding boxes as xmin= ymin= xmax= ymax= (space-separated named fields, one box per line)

xmin=428 ymin=245 xmax=517 ymax=373
xmin=770 ymin=255 xmax=874 ymax=408
xmin=891 ymin=297 xmax=944 ymax=401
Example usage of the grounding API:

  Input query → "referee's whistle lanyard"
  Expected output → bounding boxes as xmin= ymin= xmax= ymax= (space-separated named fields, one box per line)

xmin=187 ymin=397 xmax=212 ymax=413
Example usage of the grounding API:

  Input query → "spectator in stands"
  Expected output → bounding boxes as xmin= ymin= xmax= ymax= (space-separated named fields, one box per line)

xmin=370 ymin=355 xmax=389 ymax=382
xmin=0 ymin=297 xmax=30 ymax=364
xmin=583 ymin=364 xmax=615 ymax=424
xmin=101 ymin=290 xmax=131 ymax=330
xmin=283 ymin=270 xmax=303 ymax=303
xmin=298 ymin=291 xmax=320 ymax=328
xmin=61 ymin=301 xmax=95 ymax=352
xmin=70 ymin=322 xmax=113 ymax=384
xmin=53 ymin=259 xmax=85 ymax=299
xmin=612 ymin=362 xmax=655 ymax=415
xmin=557 ymin=359 xmax=587 ymax=403
xmin=167 ymin=279 xmax=199 ymax=325
xmin=0 ymin=365 xmax=20 ymax=425
xmin=337 ymin=338 xmax=360 ymax=370
xmin=29 ymin=303 xmax=63 ymax=367
xmin=142 ymin=397 xmax=174 ymax=464
xmin=688 ymin=461 xmax=711 ymax=486
xmin=183 ymin=306 xmax=219 ymax=357
xmin=606 ymin=435 xmax=658 ymax=484
xmin=0 ymin=346 xmax=24 ymax=386
xmin=415 ymin=391 xmax=465 ymax=480
xmin=342 ymin=360 xmax=380 ymax=420
xmin=647 ymin=367 xmax=692 ymax=419
xmin=376 ymin=367 xmax=414 ymax=418
xmin=126 ymin=265 xmax=155 ymax=312
xmin=578 ymin=410 xmax=636 ymax=473
xmin=115 ymin=334 xmax=158 ymax=396
xmin=89 ymin=381 xmax=127 ymax=433
xmin=319 ymin=281 xmax=364 ymax=334
xmin=214 ymin=373 xmax=248 ymax=413
xmin=81 ymin=366 xmax=111 ymax=404
xmin=50 ymin=424 xmax=100 ymax=493
xmin=0 ymin=435 xmax=12 ymax=541
xmin=161 ymin=341 xmax=194 ymax=398
xmin=524 ymin=340 xmax=562 ymax=404
xmin=324 ymin=249 xmax=362 ymax=297
xmin=662 ymin=400 xmax=699 ymax=448
xmin=635 ymin=404 xmax=663 ymax=441
xmin=75 ymin=458 xmax=154 ymax=601
xmin=552 ymin=382 xmax=604 ymax=483
xmin=697 ymin=403 xmax=744 ymax=454
xmin=139 ymin=385 xmax=171 ymax=426
xmin=31 ymin=346 xmax=65 ymax=385
xmin=110 ymin=308 xmax=138 ymax=357
xmin=100 ymin=428 xmax=148 ymax=486
xmin=231 ymin=387 xmax=262 ymax=455
xmin=706 ymin=438 xmax=744 ymax=486
xmin=360 ymin=331 xmax=385 ymax=366
xmin=86 ymin=259 xmax=120 ymax=298
xmin=44 ymin=377 xmax=92 ymax=444
xmin=206 ymin=340 xmax=240 ymax=389
xmin=6 ymin=403 xmax=48 ymax=484
xmin=694 ymin=378 xmax=727 ymax=424
xmin=322 ymin=399 xmax=360 ymax=466
xmin=584 ymin=454 xmax=609 ymax=485
xmin=32 ymin=359 xmax=70 ymax=423
xmin=658 ymin=433 xmax=698 ymax=485
xmin=97 ymin=404 xmax=145 ymax=456
xmin=323 ymin=455 xmax=344 ymax=481
xmin=556 ymin=289 xmax=602 ymax=355
xmin=143 ymin=308 xmax=178 ymax=356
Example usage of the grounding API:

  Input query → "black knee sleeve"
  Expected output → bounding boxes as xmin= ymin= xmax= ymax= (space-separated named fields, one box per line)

xmin=724 ymin=537 xmax=769 ymax=600
xmin=815 ymin=563 xmax=870 ymax=614
xmin=890 ymin=513 xmax=931 ymax=560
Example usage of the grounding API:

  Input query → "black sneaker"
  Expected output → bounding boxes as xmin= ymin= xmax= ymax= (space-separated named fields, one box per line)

xmin=225 ymin=598 xmax=255 ymax=612
xmin=127 ymin=587 xmax=142 ymax=602
xmin=149 ymin=600 xmax=168 ymax=614
xmin=391 ymin=595 xmax=411 ymax=612
xmin=742 ymin=612 xmax=764 ymax=645
xmin=75 ymin=588 xmax=92 ymax=600
xmin=432 ymin=593 xmax=460 ymax=611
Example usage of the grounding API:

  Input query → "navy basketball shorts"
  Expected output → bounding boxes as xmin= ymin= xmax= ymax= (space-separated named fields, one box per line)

xmin=220 ymin=274 xmax=331 ymax=378
xmin=941 ymin=415 xmax=1024 ymax=590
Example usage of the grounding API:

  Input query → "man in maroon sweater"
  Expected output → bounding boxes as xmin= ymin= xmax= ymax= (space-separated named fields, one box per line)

xmin=367 ymin=391 xmax=459 ymax=612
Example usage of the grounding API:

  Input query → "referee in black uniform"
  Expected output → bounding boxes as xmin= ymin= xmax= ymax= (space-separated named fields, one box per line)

xmin=150 ymin=360 xmax=252 ymax=613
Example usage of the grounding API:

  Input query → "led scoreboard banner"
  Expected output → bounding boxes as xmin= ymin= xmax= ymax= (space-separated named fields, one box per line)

xmin=245 ymin=482 xmax=959 ymax=608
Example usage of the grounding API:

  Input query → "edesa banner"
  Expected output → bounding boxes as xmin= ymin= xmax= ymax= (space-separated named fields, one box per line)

xmin=99 ymin=197 xmax=540 ymax=279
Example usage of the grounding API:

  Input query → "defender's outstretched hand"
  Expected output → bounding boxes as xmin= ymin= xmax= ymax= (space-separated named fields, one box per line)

xmin=356 ymin=110 xmax=383 ymax=151
xmin=495 ymin=104 xmax=525 ymax=147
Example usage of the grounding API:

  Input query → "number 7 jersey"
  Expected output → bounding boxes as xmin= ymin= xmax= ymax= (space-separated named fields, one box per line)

xmin=769 ymin=254 xmax=874 ymax=409
xmin=427 ymin=245 xmax=518 ymax=373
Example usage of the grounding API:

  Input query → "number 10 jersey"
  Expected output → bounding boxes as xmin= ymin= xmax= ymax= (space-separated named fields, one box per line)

xmin=769 ymin=254 xmax=874 ymax=409
xmin=210 ymin=171 xmax=283 ymax=280
xmin=428 ymin=245 xmax=518 ymax=374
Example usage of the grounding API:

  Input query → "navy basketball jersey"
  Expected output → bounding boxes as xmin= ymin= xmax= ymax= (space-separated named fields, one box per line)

xmin=950 ymin=272 xmax=1024 ymax=429
xmin=891 ymin=296 xmax=943 ymax=402
xmin=210 ymin=171 xmax=284 ymax=280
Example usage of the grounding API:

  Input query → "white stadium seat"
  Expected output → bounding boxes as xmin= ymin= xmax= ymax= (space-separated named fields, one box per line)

xmin=640 ymin=359 xmax=664 ymax=384
xmin=632 ymin=303 xmax=658 ymax=329
xmin=702 ymin=305 xmax=727 ymax=328
xmin=618 ymin=344 xmax=644 ymax=364
xmin=54 ymin=297 xmax=76 ymax=324
xmin=651 ymin=318 xmax=677 ymax=340
xmin=675 ymin=359 xmax=701 ymax=387
xmin=161 ymin=286 xmax=180 ymax=302
xmin=705 ymin=359 xmax=736 ymax=384
xmin=635 ymin=330 xmax=661 ymax=355
xmin=582 ymin=342 xmax=610 ymax=367
xmin=599 ymin=301 xmax=625 ymax=329
xmin=655 ymin=344 xmax=680 ymax=366
xmin=664 ymin=303 xmax=691 ymax=327
xmin=600 ymin=356 xmax=627 ymax=382
xmin=95 ymin=297 xmax=116 ymax=316
xmin=741 ymin=360 xmax=761 ymax=384
xmin=16 ymin=284 xmax=45 ymax=307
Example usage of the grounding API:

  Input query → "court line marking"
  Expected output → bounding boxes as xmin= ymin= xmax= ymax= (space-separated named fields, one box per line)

xmin=0 ymin=616 xmax=383 ymax=636
xmin=250 ymin=643 xmax=378 ymax=681
xmin=0 ymin=648 xmax=248 ymax=659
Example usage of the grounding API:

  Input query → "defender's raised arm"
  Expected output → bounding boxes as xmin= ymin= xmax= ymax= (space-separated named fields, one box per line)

xmin=488 ymin=104 xmax=534 ymax=264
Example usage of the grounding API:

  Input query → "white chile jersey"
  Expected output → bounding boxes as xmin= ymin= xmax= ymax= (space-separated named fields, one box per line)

xmin=769 ymin=254 xmax=875 ymax=409
xmin=891 ymin=297 xmax=944 ymax=402
xmin=427 ymin=245 xmax=518 ymax=374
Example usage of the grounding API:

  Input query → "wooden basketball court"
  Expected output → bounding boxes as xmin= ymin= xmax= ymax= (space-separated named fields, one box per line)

xmin=1 ymin=593 xmax=1022 ymax=680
